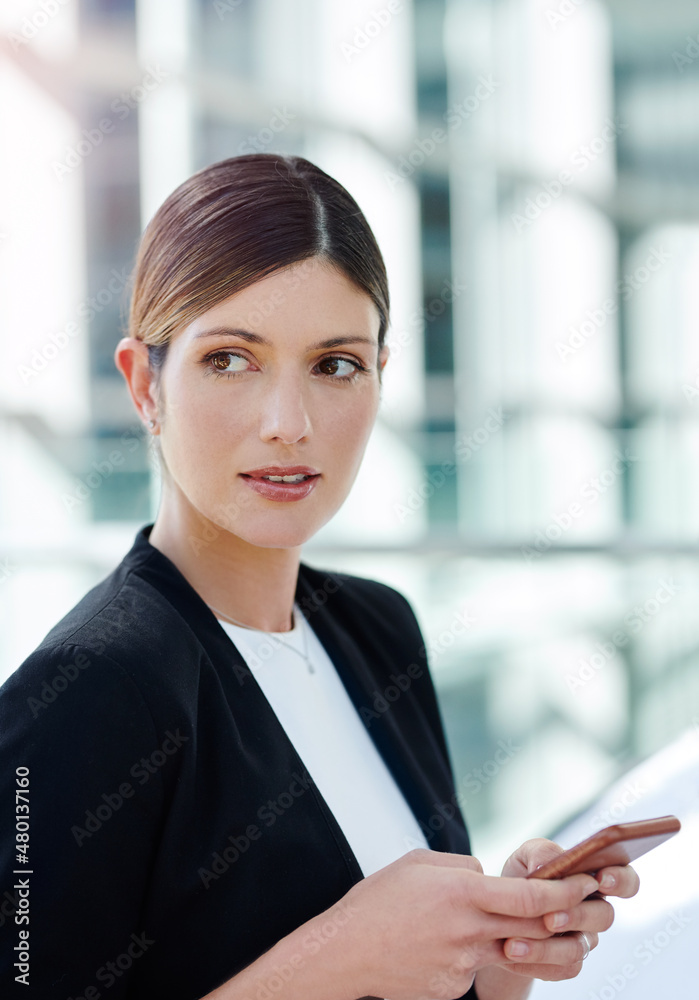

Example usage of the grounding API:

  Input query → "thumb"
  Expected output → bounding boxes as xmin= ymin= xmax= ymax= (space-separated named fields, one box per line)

xmin=502 ymin=838 xmax=565 ymax=877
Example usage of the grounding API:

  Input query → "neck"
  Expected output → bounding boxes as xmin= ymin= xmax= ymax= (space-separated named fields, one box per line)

xmin=148 ymin=494 xmax=302 ymax=633
xmin=209 ymin=604 xmax=297 ymax=633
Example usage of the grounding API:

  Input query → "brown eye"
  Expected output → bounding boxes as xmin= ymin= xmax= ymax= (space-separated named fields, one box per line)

xmin=316 ymin=356 xmax=365 ymax=381
xmin=203 ymin=351 xmax=250 ymax=377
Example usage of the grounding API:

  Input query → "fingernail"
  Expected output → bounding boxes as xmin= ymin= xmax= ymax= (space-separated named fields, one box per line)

xmin=509 ymin=941 xmax=529 ymax=957
xmin=551 ymin=911 xmax=569 ymax=929
xmin=600 ymin=873 xmax=616 ymax=890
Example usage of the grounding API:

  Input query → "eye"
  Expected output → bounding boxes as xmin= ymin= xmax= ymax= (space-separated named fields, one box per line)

xmin=315 ymin=355 xmax=369 ymax=382
xmin=201 ymin=351 xmax=251 ymax=378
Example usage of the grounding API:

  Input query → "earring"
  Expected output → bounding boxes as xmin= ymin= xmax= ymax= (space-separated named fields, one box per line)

xmin=148 ymin=418 xmax=156 ymax=430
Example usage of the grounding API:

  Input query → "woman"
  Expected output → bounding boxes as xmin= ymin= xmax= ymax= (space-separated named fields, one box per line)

xmin=0 ymin=154 xmax=638 ymax=1000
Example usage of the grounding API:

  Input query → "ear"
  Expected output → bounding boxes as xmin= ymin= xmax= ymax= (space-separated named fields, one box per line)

xmin=113 ymin=338 xmax=159 ymax=428
xmin=378 ymin=343 xmax=390 ymax=371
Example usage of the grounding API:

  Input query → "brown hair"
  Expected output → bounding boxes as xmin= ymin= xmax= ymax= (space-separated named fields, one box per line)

xmin=125 ymin=153 xmax=390 ymax=386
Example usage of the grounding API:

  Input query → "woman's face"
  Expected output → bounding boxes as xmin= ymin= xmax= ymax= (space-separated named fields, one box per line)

xmin=154 ymin=258 xmax=389 ymax=548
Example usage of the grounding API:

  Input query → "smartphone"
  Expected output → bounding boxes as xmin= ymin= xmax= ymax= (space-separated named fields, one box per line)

xmin=526 ymin=815 xmax=681 ymax=880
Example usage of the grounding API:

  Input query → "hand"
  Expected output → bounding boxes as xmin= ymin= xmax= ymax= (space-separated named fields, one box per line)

xmin=327 ymin=847 xmax=600 ymax=1000
xmin=474 ymin=838 xmax=640 ymax=995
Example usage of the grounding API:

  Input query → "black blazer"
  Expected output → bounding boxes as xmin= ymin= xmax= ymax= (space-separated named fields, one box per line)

xmin=0 ymin=523 xmax=477 ymax=999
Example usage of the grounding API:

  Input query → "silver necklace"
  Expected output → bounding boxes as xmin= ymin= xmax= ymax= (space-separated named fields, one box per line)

xmin=208 ymin=602 xmax=315 ymax=674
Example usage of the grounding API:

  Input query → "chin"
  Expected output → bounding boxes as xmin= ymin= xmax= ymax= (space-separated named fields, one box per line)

xmin=233 ymin=524 xmax=319 ymax=549
xmin=199 ymin=505 xmax=322 ymax=549
xmin=189 ymin=481 xmax=349 ymax=549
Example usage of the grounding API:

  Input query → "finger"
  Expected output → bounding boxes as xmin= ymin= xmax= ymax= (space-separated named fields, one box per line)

xmin=543 ymin=898 xmax=615 ymax=934
xmin=495 ymin=960 xmax=586 ymax=982
xmin=502 ymin=839 xmax=566 ymax=878
xmin=521 ymin=839 xmax=566 ymax=873
xmin=453 ymin=901 xmax=604 ymax=944
xmin=502 ymin=930 xmax=599 ymax=966
xmin=467 ymin=871 xmax=600 ymax=919
xmin=466 ymin=910 xmax=565 ymax=943
xmin=594 ymin=864 xmax=640 ymax=898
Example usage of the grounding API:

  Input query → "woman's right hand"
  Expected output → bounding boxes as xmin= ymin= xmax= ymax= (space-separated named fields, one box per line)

xmin=331 ymin=847 xmax=600 ymax=1000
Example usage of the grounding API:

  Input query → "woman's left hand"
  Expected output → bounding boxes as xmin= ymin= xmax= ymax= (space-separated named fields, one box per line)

xmin=473 ymin=838 xmax=640 ymax=1000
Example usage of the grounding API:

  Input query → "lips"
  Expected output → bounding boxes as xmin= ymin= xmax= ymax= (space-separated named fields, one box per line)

xmin=240 ymin=466 xmax=319 ymax=479
xmin=239 ymin=470 xmax=320 ymax=502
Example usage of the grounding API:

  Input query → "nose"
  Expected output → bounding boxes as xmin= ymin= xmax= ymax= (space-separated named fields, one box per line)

xmin=258 ymin=371 xmax=312 ymax=444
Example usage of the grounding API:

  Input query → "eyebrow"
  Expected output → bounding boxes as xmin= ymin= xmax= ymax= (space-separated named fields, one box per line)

xmin=191 ymin=326 xmax=377 ymax=351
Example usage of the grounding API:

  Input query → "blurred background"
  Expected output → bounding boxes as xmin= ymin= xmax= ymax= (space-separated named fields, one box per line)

xmin=1 ymin=0 xmax=698 ymax=993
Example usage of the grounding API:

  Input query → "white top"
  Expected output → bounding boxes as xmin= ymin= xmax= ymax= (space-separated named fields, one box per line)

xmin=217 ymin=600 xmax=430 ymax=879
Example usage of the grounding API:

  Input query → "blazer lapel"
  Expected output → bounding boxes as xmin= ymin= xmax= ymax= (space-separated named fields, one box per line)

xmin=294 ymin=563 xmax=455 ymax=855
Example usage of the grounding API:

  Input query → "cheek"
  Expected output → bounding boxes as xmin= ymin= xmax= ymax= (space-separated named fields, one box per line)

xmin=162 ymin=382 xmax=248 ymax=475
xmin=327 ymin=398 xmax=379 ymax=467
xmin=175 ymin=380 xmax=246 ymax=435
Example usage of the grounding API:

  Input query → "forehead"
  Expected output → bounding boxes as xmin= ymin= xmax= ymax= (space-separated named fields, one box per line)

xmin=179 ymin=261 xmax=381 ymax=346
